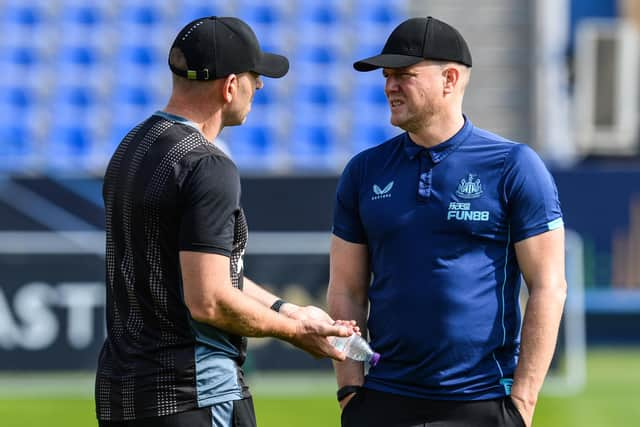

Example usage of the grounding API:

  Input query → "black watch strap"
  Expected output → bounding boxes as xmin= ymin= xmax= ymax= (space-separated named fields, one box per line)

xmin=270 ymin=299 xmax=287 ymax=313
xmin=337 ymin=385 xmax=361 ymax=402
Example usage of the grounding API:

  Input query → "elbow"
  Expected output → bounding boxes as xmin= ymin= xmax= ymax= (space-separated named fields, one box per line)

xmin=559 ymin=279 xmax=568 ymax=303
xmin=186 ymin=299 xmax=218 ymax=324
xmin=529 ymin=277 xmax=567 ymax=304
xmin=550 ymin=278 xmax=568 ymax=307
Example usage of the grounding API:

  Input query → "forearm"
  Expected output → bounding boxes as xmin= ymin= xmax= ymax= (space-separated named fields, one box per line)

xmin=191 ymin=283 xmax=298 ymax=340
xmin=512 ymin=281 xmax=566 ymax=405
xmin=328 ymin=289 xmax=368 ymax=386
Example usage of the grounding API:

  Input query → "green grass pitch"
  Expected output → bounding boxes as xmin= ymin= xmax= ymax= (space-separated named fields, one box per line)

xmin=0 ymin=348 xmax=638 ymax=427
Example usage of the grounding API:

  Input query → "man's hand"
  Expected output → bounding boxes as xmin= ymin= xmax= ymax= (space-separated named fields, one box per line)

xmin=510 ymin=394 xmax=535 ymax=427
xmin=272 ymin=303 xmax=360 ymax=360
xmin=287 ymin=318 xmax=356 ymax=361
xmin=283 ymin=305 xmax=361 ymax=334
xmin=281 ymin=304 xmax=333 ymax=322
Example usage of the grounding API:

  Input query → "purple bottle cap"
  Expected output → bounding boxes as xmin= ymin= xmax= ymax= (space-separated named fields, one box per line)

xmin=370 ymin=352 xmax=381 ymax=367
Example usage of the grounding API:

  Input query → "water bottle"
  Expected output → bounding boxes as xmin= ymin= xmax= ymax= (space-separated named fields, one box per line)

xmin=330 ymin=334 xmax=380 ymax=366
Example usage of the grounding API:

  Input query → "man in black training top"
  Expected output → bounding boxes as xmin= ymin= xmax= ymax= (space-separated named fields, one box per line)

xmin=95 ymin=16 xmax=354 ymax=427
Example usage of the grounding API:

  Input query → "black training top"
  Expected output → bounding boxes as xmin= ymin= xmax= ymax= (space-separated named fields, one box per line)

xmin=95 ymin=112 xmax=249 ymax=421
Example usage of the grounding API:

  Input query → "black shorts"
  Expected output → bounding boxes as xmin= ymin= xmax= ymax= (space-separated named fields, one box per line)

xmin=98 ymin=397 xmax=256 ymax=427
xmin=341 ymin=388 xmax=525 ymax=427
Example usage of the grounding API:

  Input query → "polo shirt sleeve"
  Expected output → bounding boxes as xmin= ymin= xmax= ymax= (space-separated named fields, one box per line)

xmin=178 ymin=154 xmax=240 ymax=256
xmin=503 ymin=144 xmax=563 ymax=243
xmin=332 ymin=155 xmax=367 ymax=244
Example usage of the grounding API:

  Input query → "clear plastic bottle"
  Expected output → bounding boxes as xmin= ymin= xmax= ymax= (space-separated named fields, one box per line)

xmin=330 ymin=334 xmax=380 ymax=366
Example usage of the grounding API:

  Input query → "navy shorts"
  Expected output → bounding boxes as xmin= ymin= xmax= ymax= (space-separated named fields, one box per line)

xmin=341 ymin=388 xmax=525 ymax=427
xmin=98 ymin=397 xmax=256 ymax=427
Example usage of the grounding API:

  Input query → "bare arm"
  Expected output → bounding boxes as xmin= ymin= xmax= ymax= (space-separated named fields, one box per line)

xmin=327 ymin=235 xmax=370 ymax=407
xmin=180 ymin=251 xmax=351 ymax=360
xmin=511 ymin=227 xmax=567 ymax=426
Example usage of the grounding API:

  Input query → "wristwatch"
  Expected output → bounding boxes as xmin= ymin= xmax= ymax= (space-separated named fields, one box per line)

xmin=270 ymin=299 xmax=287 ymax=313
xmin=337 ymin=385 xmax=361 ymax=402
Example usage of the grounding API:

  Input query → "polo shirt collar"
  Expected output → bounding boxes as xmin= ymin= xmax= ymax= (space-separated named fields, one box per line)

xmin=403 ymin=115 xmax=473 ymax=163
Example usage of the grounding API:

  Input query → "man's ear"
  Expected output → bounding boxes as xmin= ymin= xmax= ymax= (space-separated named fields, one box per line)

xmin=443 ymin=66 xmax=460 ymax=95
xmin=221 ymin=74 xmax=238 ymax=103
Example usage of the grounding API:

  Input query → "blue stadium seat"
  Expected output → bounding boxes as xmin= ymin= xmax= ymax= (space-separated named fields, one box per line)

xmin=61 ymin=4 xmax=108 ymax=27
xmin=0 ymin=46 xmax=41 ymax=67
xmin=297 ymin=125 xmax=331 ymax=148
xmin=220 ymin=104 xmax=284 ymax=167
xmin=243 ymin=4 xmax=282 ymax=25
xmin=349 ymin=102 xmax=397 ymax=153
xmin=3 ymin=4 xmax=46 ymax=27
xmin=0 ymin=85 xmax=38 ymax=110
xmin=58 ymin=45 xmax=101 ymax=67
xmin=47 ymin=123 xmax=96 ymax=170
xmin=354 ymin=0 xmax=403 ymax=25
xmin=112 ymin=84 xmax=155 ymax=109
xmin=350 ymin=123 xmax=396 ymax=152
xmin=51 ymin=126 xmax=93 ymax=151
xmin=0 ymin=123 xmax=37 ymax=171
xmin=353 ymin=81 xmax=388 ymax=106
xmin=178 ymin=2 xmax=227 ymax=24
xmin=120 ymin=4 xmax=163 ymax=26
xmin=252 ymin=85 xmax=276 ymax=106
xmin=298 ymin=1 xmax=341 ymax=25
xmin=52 ymin=85 xmax=100 ymax=110
xmin=239 ymin=0 xmax=289 ymax=23
xmin=293 ymin=45 xmax=343 ymax=84
xmin=56 ymin=28 xmax=113 ymax=63
xmin=55 ymin=59 xmax=113 ymax=95
xmin=289 ymin=122 xmax=341 ymax=169
xmin=294 ymin=83 xmax=338 ymax=106
xmin=116 ymin=3 xmax=172 ymax=47
xmin=297 ymin=45 xmax=338 ymax=65
xmin=117 ymin=44 xmax=162 ymax=67
xmin=236 ymin=126 xmax=271 ymax=152
xmin=0 ymin=125 xmax=32 ymax=153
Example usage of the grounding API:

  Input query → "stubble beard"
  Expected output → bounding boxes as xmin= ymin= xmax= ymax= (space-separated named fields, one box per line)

xmin=222 ymin=107 xmax=249 ymax=127
xmin=392 ymin=106 xmax=434 ymax=133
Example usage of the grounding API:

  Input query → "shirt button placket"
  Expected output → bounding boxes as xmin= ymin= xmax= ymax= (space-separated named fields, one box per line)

xmin=417 ymin=151 xmax=432 ymax=201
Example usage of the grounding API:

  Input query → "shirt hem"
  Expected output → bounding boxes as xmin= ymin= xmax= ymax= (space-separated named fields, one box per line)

xmin=363 ymin=380 xmax=507 ymax=401
xmin=179 ymin=245 xmax=231 ymax=256
xmin=332 ymin=228 xmax=366 ymax=245
xmin=512 ymin=217 xmax=563 ymax=243
xmin=197 ymin=390 xmax=244 ymax=408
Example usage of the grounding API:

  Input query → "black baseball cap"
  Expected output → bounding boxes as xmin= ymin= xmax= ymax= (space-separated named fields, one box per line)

xmin=169 ymin=16 xmax=289 ymax=80
xmin=353 ymin=17 xmax=472 ymax=71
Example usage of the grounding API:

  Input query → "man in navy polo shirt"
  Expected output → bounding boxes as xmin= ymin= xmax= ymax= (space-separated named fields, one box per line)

xmin=328 ymin=17 xmax=567 ymax=427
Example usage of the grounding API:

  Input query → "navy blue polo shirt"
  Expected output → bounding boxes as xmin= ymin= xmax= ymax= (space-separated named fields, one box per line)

xmin=333 ymin=117 xmax=563 ymax=400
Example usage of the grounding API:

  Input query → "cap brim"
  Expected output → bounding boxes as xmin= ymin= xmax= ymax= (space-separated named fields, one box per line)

xmin=252 ymin=52 xmax=289 ymax=78
xmin=353 ymin=54 xmax=424 ymax=72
